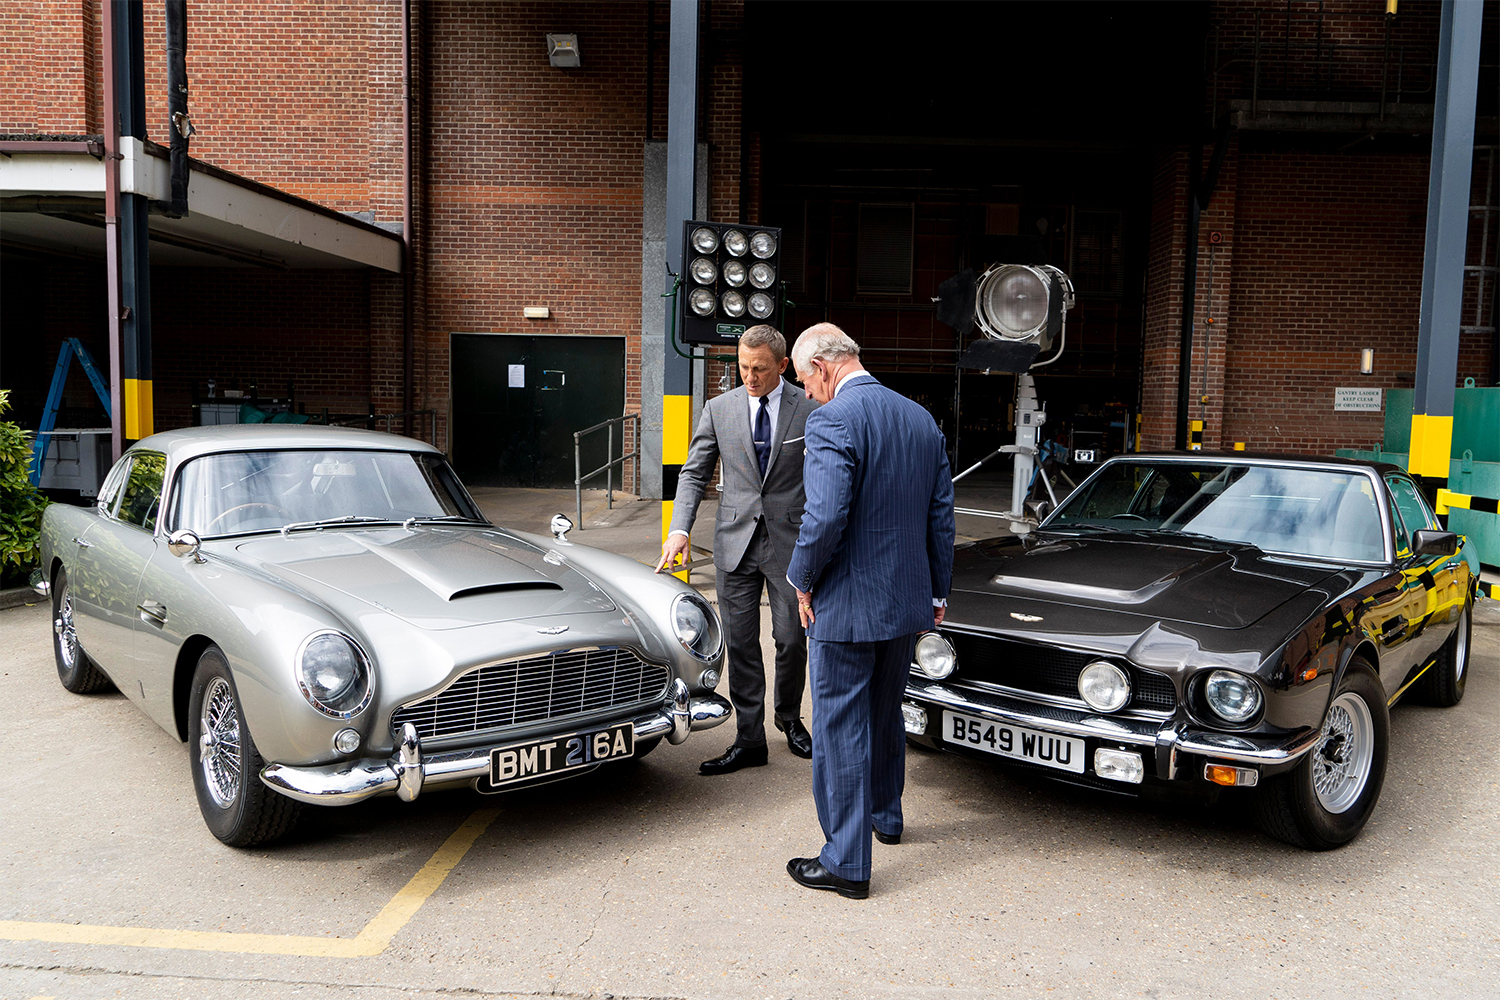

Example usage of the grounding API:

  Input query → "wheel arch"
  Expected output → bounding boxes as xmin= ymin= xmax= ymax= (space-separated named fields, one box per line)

xmin=172 ymin=634 xmax=216 ymax=742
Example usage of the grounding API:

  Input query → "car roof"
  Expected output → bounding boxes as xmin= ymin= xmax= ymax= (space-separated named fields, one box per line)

xmin=1115 ymin=450 xmax=1408 ymax=477
xmin=127 ymin=424 xmax=442 ymax=464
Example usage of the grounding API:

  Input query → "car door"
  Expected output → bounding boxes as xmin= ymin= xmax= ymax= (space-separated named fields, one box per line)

xmin=83 ymin=450 xmax=167 ymax=704
xmin=63 ymin=454 xmax=133 ymax=669
xmin=1386 ymin=475 xmax=1464 ymax=683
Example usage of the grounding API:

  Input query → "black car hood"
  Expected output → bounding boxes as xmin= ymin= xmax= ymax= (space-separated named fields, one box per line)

xmin=952 ymin=532 xmax=1341 ymax=631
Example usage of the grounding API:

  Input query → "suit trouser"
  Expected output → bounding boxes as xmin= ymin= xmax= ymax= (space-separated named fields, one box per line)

xmin=808 ymin=632 xmax=915 ymax=882
xmin=716 ymin=521 xmax=807 ymax=747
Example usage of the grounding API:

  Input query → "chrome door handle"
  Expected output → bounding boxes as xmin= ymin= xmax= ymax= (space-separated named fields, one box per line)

xmin=137 ymin=601 xmax=168 ymax=628
xmin=72 ymin=537 xmax=92 ymax=548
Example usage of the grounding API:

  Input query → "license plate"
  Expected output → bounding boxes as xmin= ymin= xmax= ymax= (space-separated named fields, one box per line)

xmin=485 ymin=723 xmax=634 ymax=788
xmin=942 ymin=710 xmax=1084 ymax=774
xmin=1074 ymin=449 xmax=1096 ymax=463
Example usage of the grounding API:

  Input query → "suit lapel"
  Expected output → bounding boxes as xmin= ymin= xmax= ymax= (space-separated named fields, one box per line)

xmin=764 ymin=379 xmax=799 ymax=476
xmin=732 ymin=385 xmax=761 ymax=478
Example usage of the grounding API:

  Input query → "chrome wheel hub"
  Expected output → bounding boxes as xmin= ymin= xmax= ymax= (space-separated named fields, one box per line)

xmin=199 ymin=677 xmax=243 ymax=809
xmin=55 ymin=590 xmax=78 ymax=670
xmin=1455 ymin=607 xmax=1469 ymax=682
xmin=1312 ymin=692 xmax=1374 ymax=814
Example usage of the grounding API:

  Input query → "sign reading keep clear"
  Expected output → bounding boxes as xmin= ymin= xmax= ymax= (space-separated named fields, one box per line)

xmin=1334 ymin=387 xmax=1383 ymax=412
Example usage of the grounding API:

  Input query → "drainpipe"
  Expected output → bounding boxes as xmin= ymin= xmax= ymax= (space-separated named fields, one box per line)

xmin=402 ymin=0 xmax=415 ymax=435
xmin=102 ymin=2 xmax=123 ymax=460
xmin=164 ymin=0 xmax=191 ymax=217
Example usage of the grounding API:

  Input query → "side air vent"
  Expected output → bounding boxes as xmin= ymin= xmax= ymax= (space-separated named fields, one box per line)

xmin=448 ymin=582 xmax=564 ymax=601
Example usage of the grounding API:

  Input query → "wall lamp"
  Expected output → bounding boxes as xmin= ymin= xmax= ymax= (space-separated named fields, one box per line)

xmin=1360 ymin=348 xmax=1374 ymax=374
xmin=547 ymin=34 xmax=580 ymax=68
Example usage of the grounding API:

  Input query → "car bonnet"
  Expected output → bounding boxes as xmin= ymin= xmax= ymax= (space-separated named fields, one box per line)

xmin=235 ymin=526 xmax=617 ymax=630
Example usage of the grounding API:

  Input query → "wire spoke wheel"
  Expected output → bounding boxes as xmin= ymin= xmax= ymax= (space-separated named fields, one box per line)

xmin=199 ymin=676 xmax=244 ymax=809
xmin=1311 ymin=691 xmax=1375 ymax=815
xmin=54 ymin=589 xmax=79 ymax=672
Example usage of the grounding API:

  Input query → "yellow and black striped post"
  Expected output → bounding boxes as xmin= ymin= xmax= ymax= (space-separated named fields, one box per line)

xmin=1188 ymin=419 xmax=1204 ymax=451
xmin=1434 ymin=489 xmax=1500 ymax=517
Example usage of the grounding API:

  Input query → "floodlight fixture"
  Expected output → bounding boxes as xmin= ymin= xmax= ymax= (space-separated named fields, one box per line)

xmin=974 ymin=263 xmax=1075 ymax=352
xmin=546 ymin=34 xmax=580 ymax=68
xmin=677 ymin=220 xmax=784 ymax=344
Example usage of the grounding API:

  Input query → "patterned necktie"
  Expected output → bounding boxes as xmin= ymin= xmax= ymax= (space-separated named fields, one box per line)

xmin=754 ymin=394 xmax=771 ymax=478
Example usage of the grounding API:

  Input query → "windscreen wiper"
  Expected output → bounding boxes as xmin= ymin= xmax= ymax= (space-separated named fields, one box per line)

xmin=401 ymin=514 xmax=492 ymax=528
xmin=279 ymin=515 xmax=401 ymax=537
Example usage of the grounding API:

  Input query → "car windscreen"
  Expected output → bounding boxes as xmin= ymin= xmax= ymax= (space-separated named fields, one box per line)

xmin=171 ymin=449 xmax=483 ymax=537
xmin=1048 ymin=461 xmax=1386 ymax=562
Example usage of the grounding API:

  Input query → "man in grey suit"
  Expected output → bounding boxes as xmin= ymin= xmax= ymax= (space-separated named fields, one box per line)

xmin=784 ymin=323 xmax=955 ymax=899
xmin=656 ymin=325 xmax=818 ymax=774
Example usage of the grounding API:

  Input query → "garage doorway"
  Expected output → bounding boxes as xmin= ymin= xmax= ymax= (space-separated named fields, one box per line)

xmin=451 ymin=334 xmax=625 ymax=488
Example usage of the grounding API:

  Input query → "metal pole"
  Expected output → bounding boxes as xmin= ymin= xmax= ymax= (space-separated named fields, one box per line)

xmin=102 ymin=0 xmax=123 ymax=461
xmin=607 ymin=421 xmax=614 ymax=510
xmin=114 ymin=0 xmax=152 ymax=443
xmin=1410 ymin=0 xmax=1484 ymax=485
xmin=575 ymin=431 xmax=583 ymax=528
xmin=661 ymin=0 xmax=697 ymax=578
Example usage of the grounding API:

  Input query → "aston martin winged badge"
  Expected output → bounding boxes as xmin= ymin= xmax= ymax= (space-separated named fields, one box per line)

xmin=1009 ymin=612 xmax=1043 ymax=623
xmin=536 ymin=625 xmax=569 ymax=634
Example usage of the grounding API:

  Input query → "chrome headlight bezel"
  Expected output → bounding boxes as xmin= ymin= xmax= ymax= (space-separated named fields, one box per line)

xmin=1077 ymin=660 xmax=1131 ymax=713
xmin=914 ymin=632 xmax=957 ymax=680
xmin=671 ymin=593 xmax=723 ymax=662
xmin=1203 ymin=669 xmax=1263 ymax=724
xmin=295 ymin=630 xmax=374 ymax=720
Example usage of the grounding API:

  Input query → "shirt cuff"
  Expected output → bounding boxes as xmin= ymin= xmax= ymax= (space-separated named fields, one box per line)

xmin=932 ymin=598 xmax=947 ymax=607
xmin=667 ymin=530 xmax=689 ymax=540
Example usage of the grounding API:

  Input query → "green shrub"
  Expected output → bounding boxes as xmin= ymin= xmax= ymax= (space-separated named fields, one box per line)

xmin=0 ymin=389 xmax=49 ymax=585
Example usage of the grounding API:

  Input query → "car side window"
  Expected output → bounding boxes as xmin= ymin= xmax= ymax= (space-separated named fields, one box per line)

xmin=1383 ymin=481 xmax=1412 ymax=558
xmin=1386 ymin=476 xmax=1437 ymax=535
xmin=117 ymin=451 xmax=167 ymax=532
xmin=95 ymin=457 xmax=132 ymax=516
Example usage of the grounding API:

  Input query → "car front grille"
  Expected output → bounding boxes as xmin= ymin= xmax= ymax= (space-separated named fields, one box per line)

xmin=391 ymin=647 xmax=671 ymax=742
xmin=946 ymin=632 xmax=1177 ymax=712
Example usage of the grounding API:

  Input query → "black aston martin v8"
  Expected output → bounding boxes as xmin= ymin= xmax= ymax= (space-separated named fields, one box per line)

xmin=904 ymin=454 xmax=1476 ymax=850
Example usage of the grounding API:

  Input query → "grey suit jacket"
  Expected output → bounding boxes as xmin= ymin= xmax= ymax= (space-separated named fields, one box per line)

xmin=670 ymin=379 xmax=818 ymax=574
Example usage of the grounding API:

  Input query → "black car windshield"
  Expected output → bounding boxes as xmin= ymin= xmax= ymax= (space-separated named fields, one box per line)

xmin=172 ymin=449 xmax=485 ymax=537
xmin=1047 ymin=461 xmax=1387 ymax=562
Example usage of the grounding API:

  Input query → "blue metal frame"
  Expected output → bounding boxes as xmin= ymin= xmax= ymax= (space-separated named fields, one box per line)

xmin=30 ymin=338 xmax=113 ymax=485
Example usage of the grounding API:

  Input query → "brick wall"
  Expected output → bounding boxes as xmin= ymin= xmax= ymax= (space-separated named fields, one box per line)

xmin=1 ymin=1 xmax=96 ymax=133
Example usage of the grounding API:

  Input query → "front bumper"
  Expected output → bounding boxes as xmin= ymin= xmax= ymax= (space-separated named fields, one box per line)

xmin=261 ymin=680 xmax=730 ymax=806
xmin=905 ymin=676 xmax=1320 ymax=784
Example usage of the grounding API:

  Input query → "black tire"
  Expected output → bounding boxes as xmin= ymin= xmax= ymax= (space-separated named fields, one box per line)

xmin=1414 ymin=599 xmax=1470 ymax=707
xmin=51 ymin=567 xmax=112 ymax=694
xmin=1253 ymin=659 xmax=1388 ymax=850
xmin=187 ymin=645 xmax=301 ymax=847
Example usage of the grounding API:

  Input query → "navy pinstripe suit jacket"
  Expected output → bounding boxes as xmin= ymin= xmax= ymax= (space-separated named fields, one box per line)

xmin=786 ymin=373 xmax=955 ymax=642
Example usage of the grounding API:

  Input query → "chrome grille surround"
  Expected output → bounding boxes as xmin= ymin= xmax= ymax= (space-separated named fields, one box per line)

xmin=390 ymin=646 xmax=672 ymax=743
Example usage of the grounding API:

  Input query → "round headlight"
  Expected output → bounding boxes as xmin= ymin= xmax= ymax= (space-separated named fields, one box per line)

xmin=1078 ymin=660 xmax=1131 ymax=713
xmin=749 ymin=261 xmax=776 ymax=289
xmin=690 ymin=256 xmax=718 ymax=285
xmin=721 ymin=290 xmax=746 ymax=317
xmin=747 ymin=292 xmax=774 ymax=319
xmin=914 ymin=632 xmax=956 ymax=679
xmin=722 ymin=259 xmax=747 ymax=287
xmin=723 ymin=229 xmax=748 ymax=256
xmin=297 ymin=631 xmax=373 ymax=719
xmin=689 ymin=287 xmax=716 ymax=316
xmin=691 ymin=226 xmax=719 ymax=253
xmin=1204 ymin=669 xmax=1262 ymax=723
xmin=750 ymin=231 xmax=777 ymax=258
xmin=671 ymin=594 xmax=722 ymax=661
xmin=979 ymin=265 xmax=1049 ymax=339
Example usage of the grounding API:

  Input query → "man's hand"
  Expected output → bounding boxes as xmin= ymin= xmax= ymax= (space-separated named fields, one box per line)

xmin=655 ymin=534 xmax=690 ymax=574
xmin=796 ymin=588 xmax=815 ymax=628
xmin=934 ymin=604 xmax=946 ymax=627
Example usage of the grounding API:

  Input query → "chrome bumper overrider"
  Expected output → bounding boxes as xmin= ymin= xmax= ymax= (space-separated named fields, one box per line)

xmin=29 ymin=569 xmax=49 ymax=597
xmin=905 ymin=677 xmax=1320 ymax=778
xmin=261 ymin=681 xmax=731 ymax=806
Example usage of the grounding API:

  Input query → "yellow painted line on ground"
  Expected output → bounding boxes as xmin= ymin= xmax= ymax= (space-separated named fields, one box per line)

xmin=0 ymin=807 xmax=500 ymax=958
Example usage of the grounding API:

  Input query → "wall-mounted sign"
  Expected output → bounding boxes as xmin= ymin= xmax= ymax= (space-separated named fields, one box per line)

xmin=1334 ymin=387 xmax=1382 ymax=412
xmin=508 ymin=364 xmax=525 ymax=388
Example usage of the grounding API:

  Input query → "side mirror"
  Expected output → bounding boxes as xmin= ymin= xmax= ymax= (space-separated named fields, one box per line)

xmin=549 ymin=513 xmax=574 ymax=541
xmin=167 ymin=528 xmax=206 ymax=563
xmin=1411 ymin=529 xmax=1458 ymax=558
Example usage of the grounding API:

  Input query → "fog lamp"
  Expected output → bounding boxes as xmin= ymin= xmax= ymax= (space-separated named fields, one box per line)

xmin=700 ymin=667 xmax=721 ymax=690
xmin=1204 ymin=763 xmax=1259 ymax=787
xmin=1094 ymin=748 xmax=1144 ymax=784
xmin=1078 ymin=660 xmax=1131 ymax=713
xmin=914 ymin=633 xmax=956 ymax=679
xmin=902 ymin=702 xmax=929 ymax=735
xmin=333 ymin=728 xmax=362 ymax=754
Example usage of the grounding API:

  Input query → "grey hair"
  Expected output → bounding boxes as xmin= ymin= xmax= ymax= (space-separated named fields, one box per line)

xmin=791 ymin=323 xmax=861 ymax=372
xmin=739 ymin=324 xmax=786 ymax=361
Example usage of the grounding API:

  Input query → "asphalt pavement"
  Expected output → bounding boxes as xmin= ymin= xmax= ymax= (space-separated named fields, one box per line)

xmin=2 ymin=487 xmax=1498 ymax=999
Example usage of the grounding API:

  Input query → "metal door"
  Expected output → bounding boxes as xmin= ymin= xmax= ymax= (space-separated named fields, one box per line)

xmin=452 ymin=335 xmax=626 ymax=488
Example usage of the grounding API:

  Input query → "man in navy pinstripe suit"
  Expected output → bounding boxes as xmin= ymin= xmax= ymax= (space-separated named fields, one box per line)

xmin=784 ymin=323 xmax=955 ymax=899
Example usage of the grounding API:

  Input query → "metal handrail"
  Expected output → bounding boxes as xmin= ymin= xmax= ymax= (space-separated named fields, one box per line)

xmin=573 ymin=412 xmax=640 ymax=529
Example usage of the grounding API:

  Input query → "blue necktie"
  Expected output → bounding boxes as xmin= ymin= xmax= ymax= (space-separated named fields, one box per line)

xmin=754 ymin=394 xmax=771 ymax=478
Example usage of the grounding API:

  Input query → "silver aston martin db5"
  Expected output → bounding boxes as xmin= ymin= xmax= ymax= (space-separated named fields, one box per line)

xmin=32 ymin=426 xmax=730 ymax=846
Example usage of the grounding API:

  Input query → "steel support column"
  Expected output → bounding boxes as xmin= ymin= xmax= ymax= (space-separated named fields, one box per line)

xmin=1410 ymin=0 xmax=1483 ymax=482
xmin=113 ymin=0 xmax=153 ymax=441
xmin=660 ymin=0 xmax=697 ymax=573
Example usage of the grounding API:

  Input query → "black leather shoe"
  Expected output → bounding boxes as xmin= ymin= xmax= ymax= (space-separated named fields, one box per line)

xmin=873 ymin=826 xmax=901 ymax=846
xmin=774 ymin=717 xmax=813 ymax=759
xmin=699 ymin=743 xmax=768 ymax=775
xmin=786 ymin=857 xmax=869 ymax=899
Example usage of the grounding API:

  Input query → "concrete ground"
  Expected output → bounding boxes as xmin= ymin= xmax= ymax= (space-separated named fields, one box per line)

xmin=2 ymin=487 xmax=1498 ymax=999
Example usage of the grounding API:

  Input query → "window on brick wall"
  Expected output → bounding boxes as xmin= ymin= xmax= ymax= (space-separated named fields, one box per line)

xmin=856 ymin=202 xmax=914 ymax=295
xmin=1071 ymin=209 xmax=1126 ymax=297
